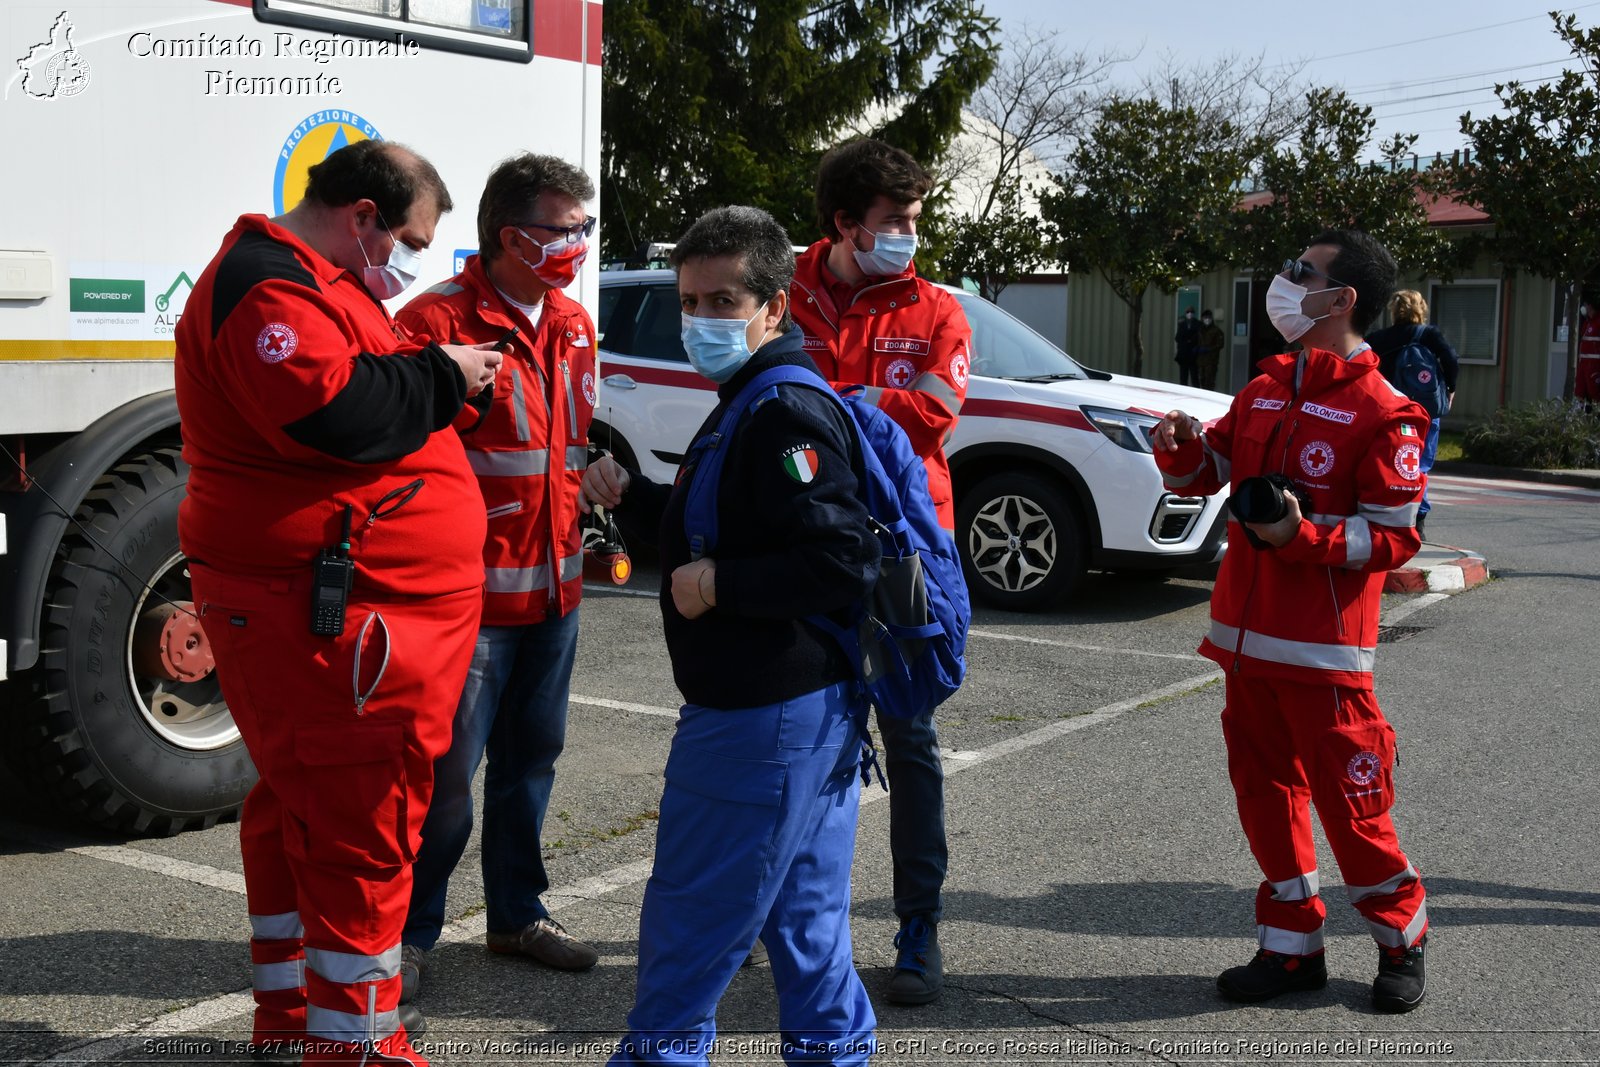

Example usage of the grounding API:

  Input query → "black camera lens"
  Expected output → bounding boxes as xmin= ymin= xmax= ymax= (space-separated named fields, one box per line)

xmin=1228 ymin=474 xmax=1310 ymax=526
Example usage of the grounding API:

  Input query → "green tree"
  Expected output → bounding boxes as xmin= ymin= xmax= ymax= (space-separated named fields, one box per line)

xmin=1041 ymin=97 xmax=1253 ymax=376
xmin=939 ymin=183 xmax=1053 ymax=300
xmin=1229 ymin=89 xmax=1455 ymax=293
xmin=1454 ymin=13 xmax=1600 ymax=401
xmin=600 ymin=0 xmax=997 ymax=260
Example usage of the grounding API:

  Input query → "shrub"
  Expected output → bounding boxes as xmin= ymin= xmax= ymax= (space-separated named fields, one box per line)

xmin=1462 ymin=399 xmax=1600 ymax=469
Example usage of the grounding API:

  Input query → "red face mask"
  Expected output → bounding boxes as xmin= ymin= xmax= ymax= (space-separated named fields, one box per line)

xmin=518 ymin=230 xmax=588 ymax=289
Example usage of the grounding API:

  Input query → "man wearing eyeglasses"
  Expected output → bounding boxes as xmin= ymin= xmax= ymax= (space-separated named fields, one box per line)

xmin=1151 ymin=231 xmax=1432 ymax=1015
xmin=393 ymin=153 xmax=601 ymax=1000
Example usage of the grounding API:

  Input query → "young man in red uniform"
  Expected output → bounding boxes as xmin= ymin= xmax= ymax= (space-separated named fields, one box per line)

xmin=789 ymin=139 xmax=971 ymax=1005
xmin=394 ymin=154 xmax=600 ymax=997
xmin=1152 ymin=230 xmax=1431 ymax=1014
xmin=175 ymin=140 xmax=504 ymax=1064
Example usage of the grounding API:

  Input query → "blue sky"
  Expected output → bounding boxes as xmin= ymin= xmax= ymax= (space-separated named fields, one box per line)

xmin=974 ymin=0 xmax=1598 ymax=159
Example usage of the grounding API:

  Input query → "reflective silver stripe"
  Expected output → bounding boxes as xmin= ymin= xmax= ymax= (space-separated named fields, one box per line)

xmin=1344 ymin=515 xmax=1373 ymax=567
xmin=1162 ymin=453 xmax=1208 ymax=489
xmin=249 ymin=911 xmax=304 ymax=941
xmin=305 ymin=945 xmax=402 ymax=985
xmin=252 ymin=959 xmax=305 ymax=992
xmin=1306 ymin=512 xmax=1343 ymax=528
xmin=1368 ymin=900 xmax=1428 ymax=949
xmin=1360 ymin=499 xmax=1420 ymax=526
xmin=1347 ymin=863 xmax=1418 ymax=904
xmin=860 ymin=386 xmax=884 ymax=408
xmin=484 ymin=552 xmax=583 ymax=594
xmin=1205 ymin=442 xmax=1231 ymax=484
xmin=1209 ymin=620 xmax=1376 ymax=674
xmin=510 ymin=370 xmax=531 ymax=443
xmin=909 ymin=372 xmax=961 ymax=416
xmin=565 ymin=445 xmax=588 ymax=471
xmin=305 ymin=1004 xmax=399 ymax=1044
xmin=1268 ymin=870 xmax=1321 ymax=901
xmin=421 ymin=280 xmax=464 ymax=296
xmin=466 ymin=448 xmax=550 ymax=477
xmin=1258 ymin=924 xmax=1324 ymax=955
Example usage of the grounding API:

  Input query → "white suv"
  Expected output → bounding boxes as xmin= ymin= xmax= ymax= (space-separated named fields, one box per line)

xmin=593 ymin=269 xmax=1232 ymax=611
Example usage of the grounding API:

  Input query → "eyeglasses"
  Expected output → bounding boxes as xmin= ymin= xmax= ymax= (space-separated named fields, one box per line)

xmin=521 ymin=216 xmax=597 ymax=245
xmin=1281 ymin=258 xmax=1350 ymax=289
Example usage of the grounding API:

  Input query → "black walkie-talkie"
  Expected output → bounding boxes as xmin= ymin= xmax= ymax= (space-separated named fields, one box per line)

xmin=310 ymin=505 xmax=355 ymax=637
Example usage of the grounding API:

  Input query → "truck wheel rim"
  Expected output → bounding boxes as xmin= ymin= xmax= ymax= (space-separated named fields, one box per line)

xmin=125 ymin=554 xmax=239 ymax=751
xmin=968 ymin=494 xmax=1056 ymax=593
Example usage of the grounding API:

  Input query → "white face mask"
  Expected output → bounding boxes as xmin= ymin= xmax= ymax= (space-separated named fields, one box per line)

xmin=850 ymin=227 xmax=917 ymax=276
xmin=359 ymin=222 xmax=423 ymax=301
xmin=1265 ymin=274 xmax=1334 ymax=343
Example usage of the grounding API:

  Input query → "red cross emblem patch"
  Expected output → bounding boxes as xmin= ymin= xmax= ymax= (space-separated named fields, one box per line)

xmin=256 ymin=323 xmax=298 ymax=364
xmin=1395 ymin=442 xmax=1422 ymax=481
xmin=1347 ymin=750 xmax=1381 ymax=786
xmin=885 ymin=358 xmax=916 ymax=389
xmin=1299 ymin=440 xmax=1335 ymax=478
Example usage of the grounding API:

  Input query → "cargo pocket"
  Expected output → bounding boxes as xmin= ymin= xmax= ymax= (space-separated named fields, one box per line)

xmin=294 ymin=721 xmax=411 ymax=870
xmin=652 ymin=744 xmax=787 ymax=906
xmin=1318 ymin=720 xmax=1397 ymax=819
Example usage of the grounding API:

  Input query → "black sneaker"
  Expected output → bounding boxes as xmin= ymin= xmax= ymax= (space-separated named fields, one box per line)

xmin=743 ymin=938 xmax=769 ymax=968
xmin=399 ymin=1001 xmax=427 ymax=1040
xmin=1372 ymin=934 xmax=1427 ymax=1013
xmin=399 ymin=944 xmax=426 ymax=1005
xmin=1217 ymin=948 xmax=1328 ymax=1002
xmin=885 ymin=916 xmax=942 ymax=1006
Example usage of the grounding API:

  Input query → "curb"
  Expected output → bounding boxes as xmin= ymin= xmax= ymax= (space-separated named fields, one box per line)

xmin=1385 ymin=547 xmax=1490 ymax=594
xmin=1429 ymin=460 xmax=1600 ymax=491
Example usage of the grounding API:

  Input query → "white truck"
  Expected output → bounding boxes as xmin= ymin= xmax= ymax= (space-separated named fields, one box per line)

xmin=0 ymin=0 xmax=601 ymax=832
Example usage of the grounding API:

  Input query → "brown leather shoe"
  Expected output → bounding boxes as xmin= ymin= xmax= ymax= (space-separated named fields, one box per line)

xmin=485 ymin=917 xmax=598 ymax=971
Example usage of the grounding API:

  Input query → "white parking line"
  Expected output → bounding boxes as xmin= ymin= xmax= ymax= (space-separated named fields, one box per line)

xmin=568 ymin=694 xmax=680 ymax=718
xmin=968 ymin=627 xmax=1210 ymax=661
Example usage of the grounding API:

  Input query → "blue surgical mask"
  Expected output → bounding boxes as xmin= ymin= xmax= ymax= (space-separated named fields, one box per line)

xmin=358 ymin=216 xmax=422 ymax=300
xmin=680 ymin=305 xmax=772 ymax=383
xmin=851 ymin=227 xmax=917 ymax=276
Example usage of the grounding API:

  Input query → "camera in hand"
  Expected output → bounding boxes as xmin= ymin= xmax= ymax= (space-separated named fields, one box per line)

xmin=1228 ymin=473 xmax=1312 ymax=526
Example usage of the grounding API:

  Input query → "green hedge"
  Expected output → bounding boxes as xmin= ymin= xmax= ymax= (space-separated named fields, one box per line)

xmin=1462 ymin=399 xmax=1600 ymax=469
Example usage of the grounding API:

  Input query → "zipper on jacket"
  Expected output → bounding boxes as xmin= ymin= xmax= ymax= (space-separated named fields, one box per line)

xmin=1325 ymin=568 xmax=1346 ymax=637
xmin=561 ymin=359 xmax=578 ymax=438
xmin=485 ymin=500 xmax=524 ymax=519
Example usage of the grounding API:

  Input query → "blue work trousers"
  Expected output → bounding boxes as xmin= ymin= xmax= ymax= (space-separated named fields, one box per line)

xmin=611 ymin=681 xmax=877 ymax=1067
xmin=875 ymin=708 xmax=947 ymax=923
xmin=404 ymin=609 xmax=580 ymax=949
xmin=1419 ymin=417 xmax=1441 ymax=517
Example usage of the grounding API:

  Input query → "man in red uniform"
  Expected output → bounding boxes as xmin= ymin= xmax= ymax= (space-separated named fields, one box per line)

xmin=1576 ymin=297 xmax=1600 ymax=408
xmin=394 ymin=154 xmax=600 ymax=997
xmin=1152 ymin=230 xmax=1431 ymax=1014
xmin=789 ymin=138 xmax=971 ymax=1005
xmin=175 ymin=140 xmax=503 ymax=1064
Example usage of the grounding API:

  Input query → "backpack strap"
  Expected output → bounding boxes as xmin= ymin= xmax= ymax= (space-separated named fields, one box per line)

xmin=1413 ymin=324 xmax=1426 ymax=344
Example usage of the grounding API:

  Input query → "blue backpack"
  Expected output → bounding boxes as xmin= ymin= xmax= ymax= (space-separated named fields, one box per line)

xmin=681 ymin=364 xmax=970 ymax=719
xmin=1394 ymin=325 xmax=1448 ymax=418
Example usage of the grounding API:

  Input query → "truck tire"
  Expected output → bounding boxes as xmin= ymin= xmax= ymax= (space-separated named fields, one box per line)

xmin=10 ymin=446 xmax=255 ymax=834
xmin=956 ymin=471 xmax=1087 ymax=611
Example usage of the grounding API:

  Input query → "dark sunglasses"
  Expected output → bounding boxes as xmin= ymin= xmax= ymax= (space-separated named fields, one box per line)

xmin=522 ymin=216 xmax=597 ymax=245
xmin=1281 ymin=258 xmax=1350 ymax=289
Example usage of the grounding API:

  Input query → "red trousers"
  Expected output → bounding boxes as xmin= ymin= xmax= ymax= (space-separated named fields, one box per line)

xmin=193 ymin=564 xmax=480 ymax=1065
xmin=1220 ymin=676 xmax=1427 ymax=955
xmin=1577 ymin=357 xmax=1600 ymax=404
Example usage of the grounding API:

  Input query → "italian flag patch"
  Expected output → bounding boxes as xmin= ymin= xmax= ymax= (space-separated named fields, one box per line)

xmin=782 ymin=445 xmax=819 ymax=484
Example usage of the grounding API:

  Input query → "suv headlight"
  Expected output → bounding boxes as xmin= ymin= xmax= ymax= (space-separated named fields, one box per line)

xmin=1082 ymin=406 xmax=1159 ymax=453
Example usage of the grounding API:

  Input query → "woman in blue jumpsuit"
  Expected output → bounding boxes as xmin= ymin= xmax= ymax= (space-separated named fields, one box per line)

xmin=583 ymin=206 xmax=881 ymax=1066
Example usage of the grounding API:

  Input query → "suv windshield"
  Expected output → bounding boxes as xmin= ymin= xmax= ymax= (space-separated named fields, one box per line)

xmin=956 ymin=291 xmax=1086 ymax=381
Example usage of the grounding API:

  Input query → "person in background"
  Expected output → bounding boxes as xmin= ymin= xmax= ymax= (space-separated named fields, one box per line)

xmin=1197 ymin=309 xmax=1226 ymax=392
xmin=789 ymin=138 xmax=970 ymax=1005
xmin=393 ymin=153 xmax=602 ymax=1004
xmin=1175 ymin=307 xmax=1203 ymax=387
xmin=1151 ymin=230 xmax=1432 ymax=1015
xmin=174 ymin=139 xmax=503 ymax=1064
xmin=1367 ymin=289 xmax=1458 ymax=540
xmin=587 ymin=205 xmax=880 ymax=1066
xmin=1576 ymin=295 xmax=1600 ymax=410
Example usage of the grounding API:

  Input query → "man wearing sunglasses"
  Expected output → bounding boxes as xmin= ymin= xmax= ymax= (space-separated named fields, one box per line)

xmin=394 ymin=153 xmax=602 ymax=1000
xmin=1151 ymin=231 xmax=1432 ymax=1014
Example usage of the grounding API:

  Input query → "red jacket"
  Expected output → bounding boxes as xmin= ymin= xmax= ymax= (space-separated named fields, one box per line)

xmin=790 ymin=240 xmax=970 ymax=528
xmin=1154 ymin=346 xmax=1428 ymax=689
xmin=175 ymin=214 xmax=485 ymax=598
xmin=1580 ymin=312 xmax=1600 ymax=358
xmin=397 ymin=256 xmax=595 ymax=626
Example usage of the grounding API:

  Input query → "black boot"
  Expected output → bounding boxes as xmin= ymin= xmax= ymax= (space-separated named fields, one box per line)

xmin=885 ymin=916 xmax=943 ymax=1005
xmin=1372 ymin=934 xmax=1427 ymax=1013
xmin=1217 ymin=948 xmax=1328 ymax=1002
